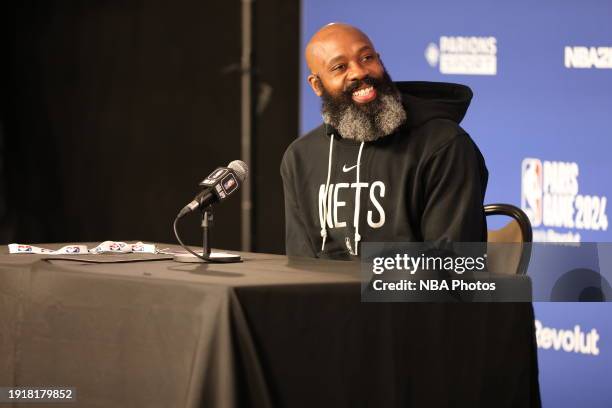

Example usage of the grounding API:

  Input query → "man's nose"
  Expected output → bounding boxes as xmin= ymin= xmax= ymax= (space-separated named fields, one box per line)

xmin=347 ymin=62 xmax=368 ymax=81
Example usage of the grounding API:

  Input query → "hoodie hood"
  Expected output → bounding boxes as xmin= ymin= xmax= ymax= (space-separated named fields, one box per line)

xmin=396 ymin=81 xmax=473 ymax=129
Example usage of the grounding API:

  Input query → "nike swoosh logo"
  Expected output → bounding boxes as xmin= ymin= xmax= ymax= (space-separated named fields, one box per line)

xmin=342 ymin=164 xmax=359 ymax=172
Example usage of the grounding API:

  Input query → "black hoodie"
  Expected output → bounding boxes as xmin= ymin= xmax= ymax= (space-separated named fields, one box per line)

xmin=281 ymin=81 xmax=488 ymax=259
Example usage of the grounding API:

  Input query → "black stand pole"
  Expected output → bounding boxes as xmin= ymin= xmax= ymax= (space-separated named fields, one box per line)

xmin=202 ymin=207 xmax=212 ymax=258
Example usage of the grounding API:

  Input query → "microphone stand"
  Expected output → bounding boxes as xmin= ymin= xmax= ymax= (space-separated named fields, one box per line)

xmin=172 ymin=205 xmax=242 ymax=263
xmin=201 ymin=207 xmax=212 ymax=258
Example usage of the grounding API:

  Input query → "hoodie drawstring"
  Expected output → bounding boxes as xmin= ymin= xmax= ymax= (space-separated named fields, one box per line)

xmin=320 ymin=136 xmax=365 ymax=256
xmin=320 ymin=134 xmax=334 ymax=251
xmin=353 ymin=141 xmax=364 ymax=255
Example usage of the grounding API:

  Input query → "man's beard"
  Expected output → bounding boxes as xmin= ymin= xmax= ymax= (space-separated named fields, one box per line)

xmin=320 ymin=71 xmax=406 ymax=142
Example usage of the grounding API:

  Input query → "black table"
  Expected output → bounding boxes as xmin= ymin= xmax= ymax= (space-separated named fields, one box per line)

xmin=0 ymin=245 xmax=540 ymax=407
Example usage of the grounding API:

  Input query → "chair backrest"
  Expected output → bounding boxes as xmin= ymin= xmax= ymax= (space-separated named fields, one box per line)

xmin=484 ymin=204 xmax=533 ymax=275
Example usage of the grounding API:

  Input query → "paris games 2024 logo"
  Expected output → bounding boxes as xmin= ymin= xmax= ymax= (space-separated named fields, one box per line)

xmin=521 ymin=158 xmax=608 ymax=234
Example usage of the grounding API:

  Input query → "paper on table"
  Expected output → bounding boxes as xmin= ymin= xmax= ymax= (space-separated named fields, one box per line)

xmin=8 ymin=241 xmax=157 ymax=255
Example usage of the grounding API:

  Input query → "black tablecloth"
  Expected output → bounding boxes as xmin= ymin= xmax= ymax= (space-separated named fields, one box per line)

xmin=0 ymin=245 xmax=540 ymax=408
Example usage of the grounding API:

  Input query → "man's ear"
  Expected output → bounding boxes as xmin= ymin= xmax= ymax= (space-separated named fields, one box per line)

xmin=308 ymin=74 xmax=323 ymax=97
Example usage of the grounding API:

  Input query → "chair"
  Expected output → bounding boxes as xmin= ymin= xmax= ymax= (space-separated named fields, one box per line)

xmin=484 ymin=203 xmax=533 ymax=275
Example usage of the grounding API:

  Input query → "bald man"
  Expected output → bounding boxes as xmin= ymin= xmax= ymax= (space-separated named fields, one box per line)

xmin=281 ymin=23 xmax=488 ymax=259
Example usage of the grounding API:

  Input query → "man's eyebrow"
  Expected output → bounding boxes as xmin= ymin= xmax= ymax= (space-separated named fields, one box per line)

xmin=356 ymin=45 xmax=374 ymax=54
xmin=327 ymin=55 xmax=346 ymax=68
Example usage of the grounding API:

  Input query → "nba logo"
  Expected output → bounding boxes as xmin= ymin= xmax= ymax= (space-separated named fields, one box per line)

xmin=521 ymin=158 xmax=543 ymax=227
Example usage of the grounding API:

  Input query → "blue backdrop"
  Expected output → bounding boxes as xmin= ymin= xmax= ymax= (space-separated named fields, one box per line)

xmin=300 ymin=1 xmax=612 ymax=406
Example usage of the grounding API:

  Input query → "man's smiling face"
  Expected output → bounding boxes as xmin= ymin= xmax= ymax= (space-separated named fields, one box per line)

xmin=306 ymin=24 xmax=385 ymax=105
xmin=305 ymin=23 xmax=407 ymax=142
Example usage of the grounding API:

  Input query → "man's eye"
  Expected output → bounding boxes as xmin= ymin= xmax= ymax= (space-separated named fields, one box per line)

xmin=362 ymin=55 xmax=374 ymax=61
xmin=332 ymin=64 xmax=346 ymax=72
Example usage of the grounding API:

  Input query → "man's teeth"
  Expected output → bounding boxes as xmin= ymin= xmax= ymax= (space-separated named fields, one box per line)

xmin=352 ymin=86 xmax=373 ymax=97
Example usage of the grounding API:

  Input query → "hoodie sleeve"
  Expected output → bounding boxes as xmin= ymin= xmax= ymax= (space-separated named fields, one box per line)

xmin=280 ymin=151 xmax=318 ymax=257
xmin=420 ymin=132 xmax=488 ymax=242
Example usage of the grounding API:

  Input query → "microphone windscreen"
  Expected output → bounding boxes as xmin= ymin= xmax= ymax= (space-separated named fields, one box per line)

xmin=228 ymin=160 xmax=249 ymax=181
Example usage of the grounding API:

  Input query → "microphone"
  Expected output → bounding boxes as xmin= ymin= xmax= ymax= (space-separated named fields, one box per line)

xmin=177 ymin=160 xmax=249 ymax=219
